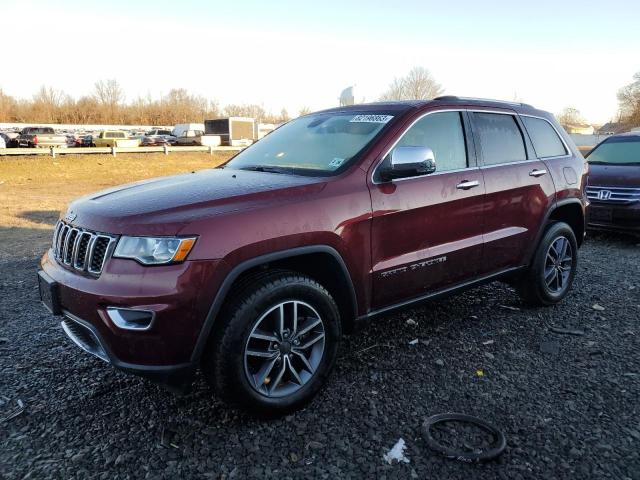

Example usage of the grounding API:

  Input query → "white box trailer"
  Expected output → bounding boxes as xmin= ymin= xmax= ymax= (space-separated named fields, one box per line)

xmin=172 ymin=123 xmax=205 ymax=138
xmin=204 ymin=117 xmax=255 ymax=147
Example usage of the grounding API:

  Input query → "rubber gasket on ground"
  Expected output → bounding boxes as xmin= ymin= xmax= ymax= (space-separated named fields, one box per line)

xmin=422 ymin=413 xmax=507 ymax=462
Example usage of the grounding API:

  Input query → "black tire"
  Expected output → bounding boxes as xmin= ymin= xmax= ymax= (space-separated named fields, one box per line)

xmin=202 ymin=270 xmax=341 ymax=414
xmin=516 ymin=221 xmax=578 ymax=306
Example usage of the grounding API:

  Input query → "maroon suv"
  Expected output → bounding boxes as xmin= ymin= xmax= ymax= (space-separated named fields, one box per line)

xmin=38 ymin=97 xmax=587 ymax=413
xmin=586 ymin=132 xmax=640 ymax=233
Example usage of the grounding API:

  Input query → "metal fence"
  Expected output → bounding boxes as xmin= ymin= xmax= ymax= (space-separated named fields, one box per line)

xmin=0 ymin=145 xmax=243 ymax=157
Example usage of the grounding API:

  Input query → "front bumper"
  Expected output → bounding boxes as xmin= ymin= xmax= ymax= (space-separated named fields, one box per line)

xmin=587 ymin=202 xmax=640 ymax=233
xmin=40 ymin=250 xmax=225 ymax=386
xmin=60 ymin=311 xmax=195 ymax=390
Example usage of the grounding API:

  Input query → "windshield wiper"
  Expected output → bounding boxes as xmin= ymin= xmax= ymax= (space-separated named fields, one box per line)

xmin=238 ymin=165 xmax=294 ymax=175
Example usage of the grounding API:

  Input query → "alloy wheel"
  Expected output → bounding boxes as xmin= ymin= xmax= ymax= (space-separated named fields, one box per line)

xmin=243 ymin=300 xmax=326 ymax=398
xmin=544 ymin=236 xmax=573 ymax=294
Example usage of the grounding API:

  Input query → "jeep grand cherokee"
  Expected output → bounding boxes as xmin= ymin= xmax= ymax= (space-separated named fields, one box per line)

xmin=38 ymin=97 xmax=588 ymax=413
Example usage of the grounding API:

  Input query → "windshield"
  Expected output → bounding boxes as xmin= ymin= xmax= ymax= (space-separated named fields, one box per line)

xmin=587 ymin=136 xmax=640 ymax=165
xmin=224 ymin=112 xmax=395 ymax=176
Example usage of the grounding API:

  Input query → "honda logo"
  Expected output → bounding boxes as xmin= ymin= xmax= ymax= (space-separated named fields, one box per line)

xmin=597 ymin=190 xmax=611 ymax=200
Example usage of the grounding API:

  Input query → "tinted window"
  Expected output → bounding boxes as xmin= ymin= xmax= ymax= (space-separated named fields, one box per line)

xmin=474 ymin=113 xmax=526 ymax=165
xmin=587 ymin=136 xmax=640 ymax=165
xmin=522 ymin=116 xmax=567 ymax=158
xmin=393 ymin=111 xmax=468 ymax=172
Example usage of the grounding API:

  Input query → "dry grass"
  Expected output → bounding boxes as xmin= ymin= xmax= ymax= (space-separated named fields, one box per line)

xmin=0 ymin=152 xmax=234 ymax=258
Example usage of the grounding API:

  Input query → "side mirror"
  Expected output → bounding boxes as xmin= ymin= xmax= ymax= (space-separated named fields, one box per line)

xmin=381 ymin=146 xmax=436 ymax=181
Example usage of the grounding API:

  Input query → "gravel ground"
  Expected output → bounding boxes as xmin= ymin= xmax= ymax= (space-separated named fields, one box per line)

xmin=1 ymin=231 xmax=639 ymax=479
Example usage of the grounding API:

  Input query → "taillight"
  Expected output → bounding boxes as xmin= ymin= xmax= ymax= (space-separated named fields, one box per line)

xmin=33 ymin=135 xmax=38 ymax=145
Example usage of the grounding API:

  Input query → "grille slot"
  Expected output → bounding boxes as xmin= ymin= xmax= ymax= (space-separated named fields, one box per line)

xmin=89 ymin=237 xmax=111 ymax=274
xmin=73 ymin=232 xmax=93 ymax=269
xmin=52 ymin=221 xmax=115 ymax=276
xmin=586 ymin=185 xmax=640 ymax=204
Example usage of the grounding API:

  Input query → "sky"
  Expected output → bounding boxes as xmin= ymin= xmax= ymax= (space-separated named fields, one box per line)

xmin=1 ymin=0 xmax=638 ymax=124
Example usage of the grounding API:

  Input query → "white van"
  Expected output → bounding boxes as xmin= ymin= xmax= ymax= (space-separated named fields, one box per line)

xmin=172 ymin=123 xmax=205 ymax=138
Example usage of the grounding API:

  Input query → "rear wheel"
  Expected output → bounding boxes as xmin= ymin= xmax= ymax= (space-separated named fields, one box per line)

xmin=516 ymin=222 xmax=578 ymax=305
xmin=202 ymin=271 xmax=341 ymax=414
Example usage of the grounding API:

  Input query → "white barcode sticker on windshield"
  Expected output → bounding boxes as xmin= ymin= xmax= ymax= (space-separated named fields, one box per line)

xmin=350 ymin=114 xmax=394 ymax=124
xmin=329 ymin=157 xmax=345 ymax=168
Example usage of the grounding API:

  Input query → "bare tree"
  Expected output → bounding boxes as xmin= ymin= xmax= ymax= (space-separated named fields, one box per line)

xmin=557 ymin=107 xmax=585 ymax=129
xmin=30 ymin=86 xmax=66 ymax=123
xmin=223 ymin=104 xmax=267 ymax=121
xmin=93 ymin=79 xmax=125 ymax=122
xmin=0 ymin=88 xmax=18 ymax=121
xmin=617 ymin=71 xmax=640 ymax=128
xmin=298 ymin=106 xmax=312 ymax=117
xmin=380 ymin=67 xmax=444 ymax=101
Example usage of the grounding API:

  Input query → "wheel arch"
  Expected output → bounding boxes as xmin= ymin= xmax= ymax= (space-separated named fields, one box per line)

xmin=547 ymin=199 xmax=585 ymax=247
xmin=524 ymin=198 xmax=585 ymax=266
xmin=190 ymin=245 xmax=358 ymax=363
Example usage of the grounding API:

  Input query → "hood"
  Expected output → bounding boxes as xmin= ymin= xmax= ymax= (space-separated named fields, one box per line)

xmin=588 ymin=164 xmax=640 ymax=188
xmin=67 ymin=168 xmax=325 ymax=235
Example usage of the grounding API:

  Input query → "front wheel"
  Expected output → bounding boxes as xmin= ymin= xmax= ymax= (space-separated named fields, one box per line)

xmin=202 ymin=271 xmax=341 ymax=414
xmin=516 ymin=221 xmax=578 ymax=306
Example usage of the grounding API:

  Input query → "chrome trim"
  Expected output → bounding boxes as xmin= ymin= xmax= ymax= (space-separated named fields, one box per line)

xmin=87 ymin=236 xmax=115 ymax=274
xmin=586 ymin=185 xmax=640 ymax=204
xmin=456 ymin=180 xmax=480 ymax=190
xmin=61 ymin=312 xmax=109 ymax=363
xmin=480 ymin=158 xmax=540 ymax=169
xmin=529 ymin=169 xmax=548 ymax=177
xmin=62 ymin=228 xmax=79 ymax=265
xmin=106 ymin=307 xmax=156 ymax=331
xmin=50 ymin=221 xmax=116 ymax=275
xmin=370 ymin=107 xmax=565 ymax=185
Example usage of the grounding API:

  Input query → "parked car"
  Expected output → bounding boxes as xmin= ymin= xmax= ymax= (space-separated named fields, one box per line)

xmin=145 ymin=129 xmax=177 ymax=145
xmin=16 ymin=127 xmax=67 ymax=148
xmin=140 ymin=136 xmax=170 ymax=146
xmin=176 ymin=129 xmax=221 ymax=146
xmin=38 ymin=97 xmax=586 ymax=414
xmin=93 ymin=130 xmax=140 ymax=148
xmin=585 ymin=132 xmax=640 ymax=233
xmin=65 ymin=134 xmax=81 ymax=147
xmin=79 ymin=135 xmax=94 ymax=147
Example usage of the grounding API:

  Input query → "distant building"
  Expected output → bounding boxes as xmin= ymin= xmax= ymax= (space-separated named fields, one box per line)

xmin=597 ymin=122 xmax=627 ymax=135
xmin=564 ymin=123 xmax=595 ymax=135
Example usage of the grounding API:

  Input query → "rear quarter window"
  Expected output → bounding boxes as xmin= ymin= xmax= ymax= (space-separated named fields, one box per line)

xmin=522 ymin=116 xmax=567 ymax=158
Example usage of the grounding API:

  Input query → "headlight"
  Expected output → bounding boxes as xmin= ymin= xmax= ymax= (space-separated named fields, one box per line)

xmin=113 ymin=236 xmax=197 ymax=265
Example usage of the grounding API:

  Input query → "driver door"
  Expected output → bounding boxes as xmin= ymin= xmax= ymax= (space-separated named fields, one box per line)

xmin=368 ymin=110 xmax=485 ymax=310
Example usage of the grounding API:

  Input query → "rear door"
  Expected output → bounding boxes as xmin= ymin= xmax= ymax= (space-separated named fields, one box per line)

xmin=469 ymin=110 xmax=556 ymax=273
xmin=368 ymin=110 xmax=485 ymax=309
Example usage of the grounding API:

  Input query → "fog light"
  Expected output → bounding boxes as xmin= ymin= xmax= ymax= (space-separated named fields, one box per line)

xmin=106 ymin=308 xmax=154 ymax=331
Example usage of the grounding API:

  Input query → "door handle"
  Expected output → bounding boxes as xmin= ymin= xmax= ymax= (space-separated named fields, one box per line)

xmin=456 ymin=180 xmax=480 ymax=190
xmin=529 ymin=169 xmax=547 ymax=177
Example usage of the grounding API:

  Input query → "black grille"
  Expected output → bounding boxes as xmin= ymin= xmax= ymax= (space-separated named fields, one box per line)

xmin=74 ymin=233 xmax=91 ymax=269
xmin=90 ymin=237 xmax=111 ymax=273
xmin=52 ymin=221 xmax=114 ymax=276
xmin=64 ymin=229 xmax=78 ymax=264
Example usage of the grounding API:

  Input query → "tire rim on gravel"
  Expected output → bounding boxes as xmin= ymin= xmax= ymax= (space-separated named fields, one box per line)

xmin=422 ymin=413 xmax=507 ymax=463
xmin=243 ymin=300 xmax=326 ymax=398
xmin=544 ymin=235 xmax=573 ymax=294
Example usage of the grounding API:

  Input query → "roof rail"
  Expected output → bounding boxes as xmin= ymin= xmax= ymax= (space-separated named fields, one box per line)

xmin=433 ymin=96 xmax=534 ymax=109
